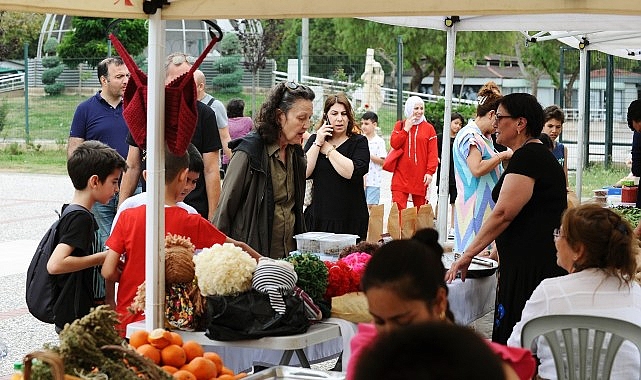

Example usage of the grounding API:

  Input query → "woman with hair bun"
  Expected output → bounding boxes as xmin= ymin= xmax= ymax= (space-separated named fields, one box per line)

xmin=347 ymin=228 xmax=535 ymax=380
xmin=452 ymin=81 xmax=511 ymax=253
xmin=508 ymin=203 xmax=641 ymax=379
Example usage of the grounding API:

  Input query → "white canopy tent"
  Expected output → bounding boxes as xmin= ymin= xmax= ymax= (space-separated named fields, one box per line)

xmin=364 ymin=15 xmax=641 ymax=243
xmin=3 ymin=0 xmax=641 ymax=329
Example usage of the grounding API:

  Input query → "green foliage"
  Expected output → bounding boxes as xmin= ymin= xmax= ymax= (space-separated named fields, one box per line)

xmin=41 ymin=66 xmax=64 ymax=84
xmin=44 ymin=83 xmax=65 ymax=96
xmin=57 ymin=17 xmax=147 ymax=68
xmin=43 ymin=37 xmax=59 ymax=55
xmin=41 ymin=37 xmax=65 ymax=95
xmin=0 ymin=98 xmax=8 ymax=133
xmin=218 ymin=33 xmax=240 ymax=55
xmin=212 ymin=55 xmax=243 ymax=94
xmin=423 ymin=99 xmax=476 ymax=133
xmin=0 ymin=11 xmax=44 ymax=59
xmin=41 ymin=56 xmax=61 ymax=68
xmin=569 ymin=163 xmax=629 ymax=199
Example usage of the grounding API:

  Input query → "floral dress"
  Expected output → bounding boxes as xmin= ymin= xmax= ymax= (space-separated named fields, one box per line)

xmin=452 ymin=121 xmax=502 ymax=252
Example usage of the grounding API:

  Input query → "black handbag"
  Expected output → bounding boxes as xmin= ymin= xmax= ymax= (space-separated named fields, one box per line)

xmin=205 ymin=289 xmax=310 ymax=341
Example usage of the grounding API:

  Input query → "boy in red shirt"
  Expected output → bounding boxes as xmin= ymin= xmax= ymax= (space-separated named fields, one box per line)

xmin=102 ymin=146 xmax=260 ymax=335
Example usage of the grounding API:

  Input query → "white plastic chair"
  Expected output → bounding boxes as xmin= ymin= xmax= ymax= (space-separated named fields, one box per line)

xmin=520 ymin=315 xmax=641 ymax=380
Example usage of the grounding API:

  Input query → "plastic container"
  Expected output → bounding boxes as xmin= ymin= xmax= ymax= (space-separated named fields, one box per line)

xmin=319 ymin=234 xmax=359 ymax=256
xmin=294 ymin=232 xmax=333 ymax=253
xmin=603 ymin=186 xmax=622 ymax=196
xmin=622 ymin=186 xmax=638 ymax=203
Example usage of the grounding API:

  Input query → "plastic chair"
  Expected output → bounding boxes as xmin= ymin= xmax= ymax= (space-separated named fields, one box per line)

xmin=520 ymin=314 xmax=641 ymax=380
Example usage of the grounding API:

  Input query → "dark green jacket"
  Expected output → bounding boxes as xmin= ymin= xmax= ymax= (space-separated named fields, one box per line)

xmin=212 ymin=131 xmax=307 ymax=257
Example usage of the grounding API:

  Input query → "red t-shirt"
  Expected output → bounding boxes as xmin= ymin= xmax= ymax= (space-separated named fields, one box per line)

xmin=106 ymin=205 xmax=226 ymax=334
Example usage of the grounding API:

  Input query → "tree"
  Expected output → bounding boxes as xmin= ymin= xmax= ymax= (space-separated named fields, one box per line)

xmin=41 ymin=37 xmax=65 ymax=95
xmin=0 ymin=11 xmax=44 ymax=59
xmin=57 ymin=17 xmax=147 ymax=68
xmin=211 ymin=33 xmax=243 ymax=94
xmin=334 ymin=19 xmax=514 ymax=94
xmin=232 ymin=19 xmax=284 ymax=114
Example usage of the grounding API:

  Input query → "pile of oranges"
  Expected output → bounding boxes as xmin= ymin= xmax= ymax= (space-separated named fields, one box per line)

xmin=129 ymin=328 xmax=247 ymax=380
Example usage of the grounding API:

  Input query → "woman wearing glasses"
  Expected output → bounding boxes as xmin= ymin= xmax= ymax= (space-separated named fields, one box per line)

xmin=508 ymin=204 xmax=641 ymax=379
xmin=452 ymin=81 xmax=511 ymax=253
xmin=446 ymin=93 xmax=567 ymax=344
xmin=304 ymin=92 xmax=370 ymax=241
xmin=212 ymin=81 xmax=315 ymax=258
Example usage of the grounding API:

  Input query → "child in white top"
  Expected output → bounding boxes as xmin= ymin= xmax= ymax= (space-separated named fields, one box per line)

xmin=361 ymin=111 xmax=387 ymax=207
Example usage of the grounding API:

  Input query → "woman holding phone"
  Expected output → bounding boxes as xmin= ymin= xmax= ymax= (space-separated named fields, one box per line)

xmin=304 ymin=92 xmax=370 ymax=241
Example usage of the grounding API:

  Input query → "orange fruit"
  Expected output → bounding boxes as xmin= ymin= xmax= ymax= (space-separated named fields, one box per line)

xmin=203 ymin=352 xmax=223 ymax=373
xmin=161 ymin=344 xmax=187 ymax=368
xmin=129 ymin=329 xmax=149 ymax=349
xmin=185 ymin=357 xmax=217 ymax=380
xmin=169 ymin=331 xmax=183 ymax=346
xmin=136 ymin=343 xmax=161 ymax=365
xmin=234 ymin=373 xmax=248 ymax=379
xmin=220 ymin=366 xmax=234 ymax=376
xmin=182 ymin=340 xmax=205 ymax=362
xmin=148 ymin=328 xmax=173 ymax=349
xmin=217 ymin=375 xmax=235 ymax=380
xmin=172 ymin=369 xmax=197 ymax=380
xmin=162 ymin=365 xmax=179 ymax=374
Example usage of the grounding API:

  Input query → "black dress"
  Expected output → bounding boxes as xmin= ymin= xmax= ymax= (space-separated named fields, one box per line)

xmin=491 ymin=142 xmax=568 ymax=344
xmin=304 ymin=134 xmax=370 ymax=241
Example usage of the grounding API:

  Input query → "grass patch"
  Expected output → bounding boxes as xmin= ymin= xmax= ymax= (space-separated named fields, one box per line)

xmin=0 ymin=143 xmax=67 ymax=174
xmin=570 ymin=163 xmax=629 ymax=199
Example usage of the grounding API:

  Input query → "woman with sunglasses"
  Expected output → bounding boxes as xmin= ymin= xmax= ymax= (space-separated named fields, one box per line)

xmin=303 ymin=92 xmax=370 ymax=241
xmin=212 ymin=81 xmax=315 ymax=258
xmin=446 ymin=93 xmax=567 ymax=344
xmin=452 ymin=81 xmax=511 ymax=253
xmin=508 ymin=204 xmax=641 ymax=379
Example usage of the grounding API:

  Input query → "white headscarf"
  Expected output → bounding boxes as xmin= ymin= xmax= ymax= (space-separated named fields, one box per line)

xmin=404 ymin=96 xmax=427 ymax=125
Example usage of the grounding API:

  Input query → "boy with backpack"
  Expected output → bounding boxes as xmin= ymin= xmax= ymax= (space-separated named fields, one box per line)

xmin=102 ymin=145 xmax=261 ymax=336
xmin=27 ymin=140 xmax=127 ymax=333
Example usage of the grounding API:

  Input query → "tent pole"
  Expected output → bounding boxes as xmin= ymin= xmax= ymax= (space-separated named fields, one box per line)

xmin=575 ymin=47 xmax=587 ymax=202
xmin=145 ymin=10 xmax=167 ymax=332
xmin=437 ymin=21 xmax=457 ymax=244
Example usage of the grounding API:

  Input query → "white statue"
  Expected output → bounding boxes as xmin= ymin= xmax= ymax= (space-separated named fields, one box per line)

xmin=361 ymin=48 xmax=384 ymax=112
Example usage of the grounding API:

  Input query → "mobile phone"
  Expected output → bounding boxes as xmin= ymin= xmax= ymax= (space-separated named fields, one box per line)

xmin=324 ymin=114 xmax=332 ymax=140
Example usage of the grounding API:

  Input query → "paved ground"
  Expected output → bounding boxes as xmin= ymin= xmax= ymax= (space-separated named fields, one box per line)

xmin=0 ymin=171 xmax=493 ymax=377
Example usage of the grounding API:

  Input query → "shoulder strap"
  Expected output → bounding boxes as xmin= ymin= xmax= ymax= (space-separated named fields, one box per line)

xmin=59 ymin=204 xmax=90 ymax=219
xmin=206 ymin=97 xmax=215 ymax=107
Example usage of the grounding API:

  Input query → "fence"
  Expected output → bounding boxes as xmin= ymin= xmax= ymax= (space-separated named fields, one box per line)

xmin=0 ymin=52 xmax=636 ymax=170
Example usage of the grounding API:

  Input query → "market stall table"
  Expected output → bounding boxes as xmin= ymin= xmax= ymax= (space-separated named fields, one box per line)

xmin=126 ymin=320 xmax=349 ymax=373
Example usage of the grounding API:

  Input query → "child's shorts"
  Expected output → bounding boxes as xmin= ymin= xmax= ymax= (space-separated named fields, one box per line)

xmin=365 ymin=186 xmax=381 ymax=205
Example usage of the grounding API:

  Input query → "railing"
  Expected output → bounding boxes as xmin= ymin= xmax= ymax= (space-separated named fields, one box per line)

xmin=272 ymin=70 xmax=477 ymax=107
xmin=563 ymin=108 xmax=626 ymax=122
xmin=0 ymin=73 xmax=25 ymax=92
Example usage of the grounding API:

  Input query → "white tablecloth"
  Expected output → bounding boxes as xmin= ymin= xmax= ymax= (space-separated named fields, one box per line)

xmin=447 ymin=273 xmax=497 ymax=325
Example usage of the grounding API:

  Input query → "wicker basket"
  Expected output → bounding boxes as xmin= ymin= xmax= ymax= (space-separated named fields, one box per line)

xmin=22 ymin=350 xmax=65 ymax=380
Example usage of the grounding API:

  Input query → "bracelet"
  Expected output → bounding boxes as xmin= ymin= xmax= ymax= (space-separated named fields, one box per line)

xmin=315 ymin=142 xmax=323 ymax=148
xmin=326 ymin=147 xmax=335 ymax=158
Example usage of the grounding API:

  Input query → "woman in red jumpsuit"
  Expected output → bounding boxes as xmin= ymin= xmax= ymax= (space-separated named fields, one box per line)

xmin=390 ymin=96 xmax=439 ymax=210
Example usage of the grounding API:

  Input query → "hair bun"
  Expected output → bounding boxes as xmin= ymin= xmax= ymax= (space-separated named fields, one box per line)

xmin=412 ymin=228 xmax=443 ymax=255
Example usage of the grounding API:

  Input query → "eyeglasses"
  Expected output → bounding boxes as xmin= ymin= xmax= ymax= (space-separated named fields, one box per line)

xmin=495 ymin=113 xmax=517 ymax=121
xmin=553 ymin=228 xmax=564 ymax=241
xmin=168 ymin=53 xmax=196 ymax=66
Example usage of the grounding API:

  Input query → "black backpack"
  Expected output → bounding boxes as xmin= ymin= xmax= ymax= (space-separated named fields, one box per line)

xmin=25 ymin=204 xmax=89 ymax=324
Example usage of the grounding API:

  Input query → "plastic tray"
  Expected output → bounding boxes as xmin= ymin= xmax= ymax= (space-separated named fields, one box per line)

xmin=245 ymin=366 xmax=345 ymax=379
xmin=294 ymin=232 xmax=333 ymax=254
xmin=318 ymin=234 xmax=359 ymax=256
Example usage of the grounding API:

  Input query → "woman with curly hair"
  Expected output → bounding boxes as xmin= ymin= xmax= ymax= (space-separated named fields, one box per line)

xmin=508 ymin=204 xmax=641 ymax=379
xmin=304 ymin=92 xmax=370 ymax=241
xmin=213 ymin=81 xmax=315 ymax=258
